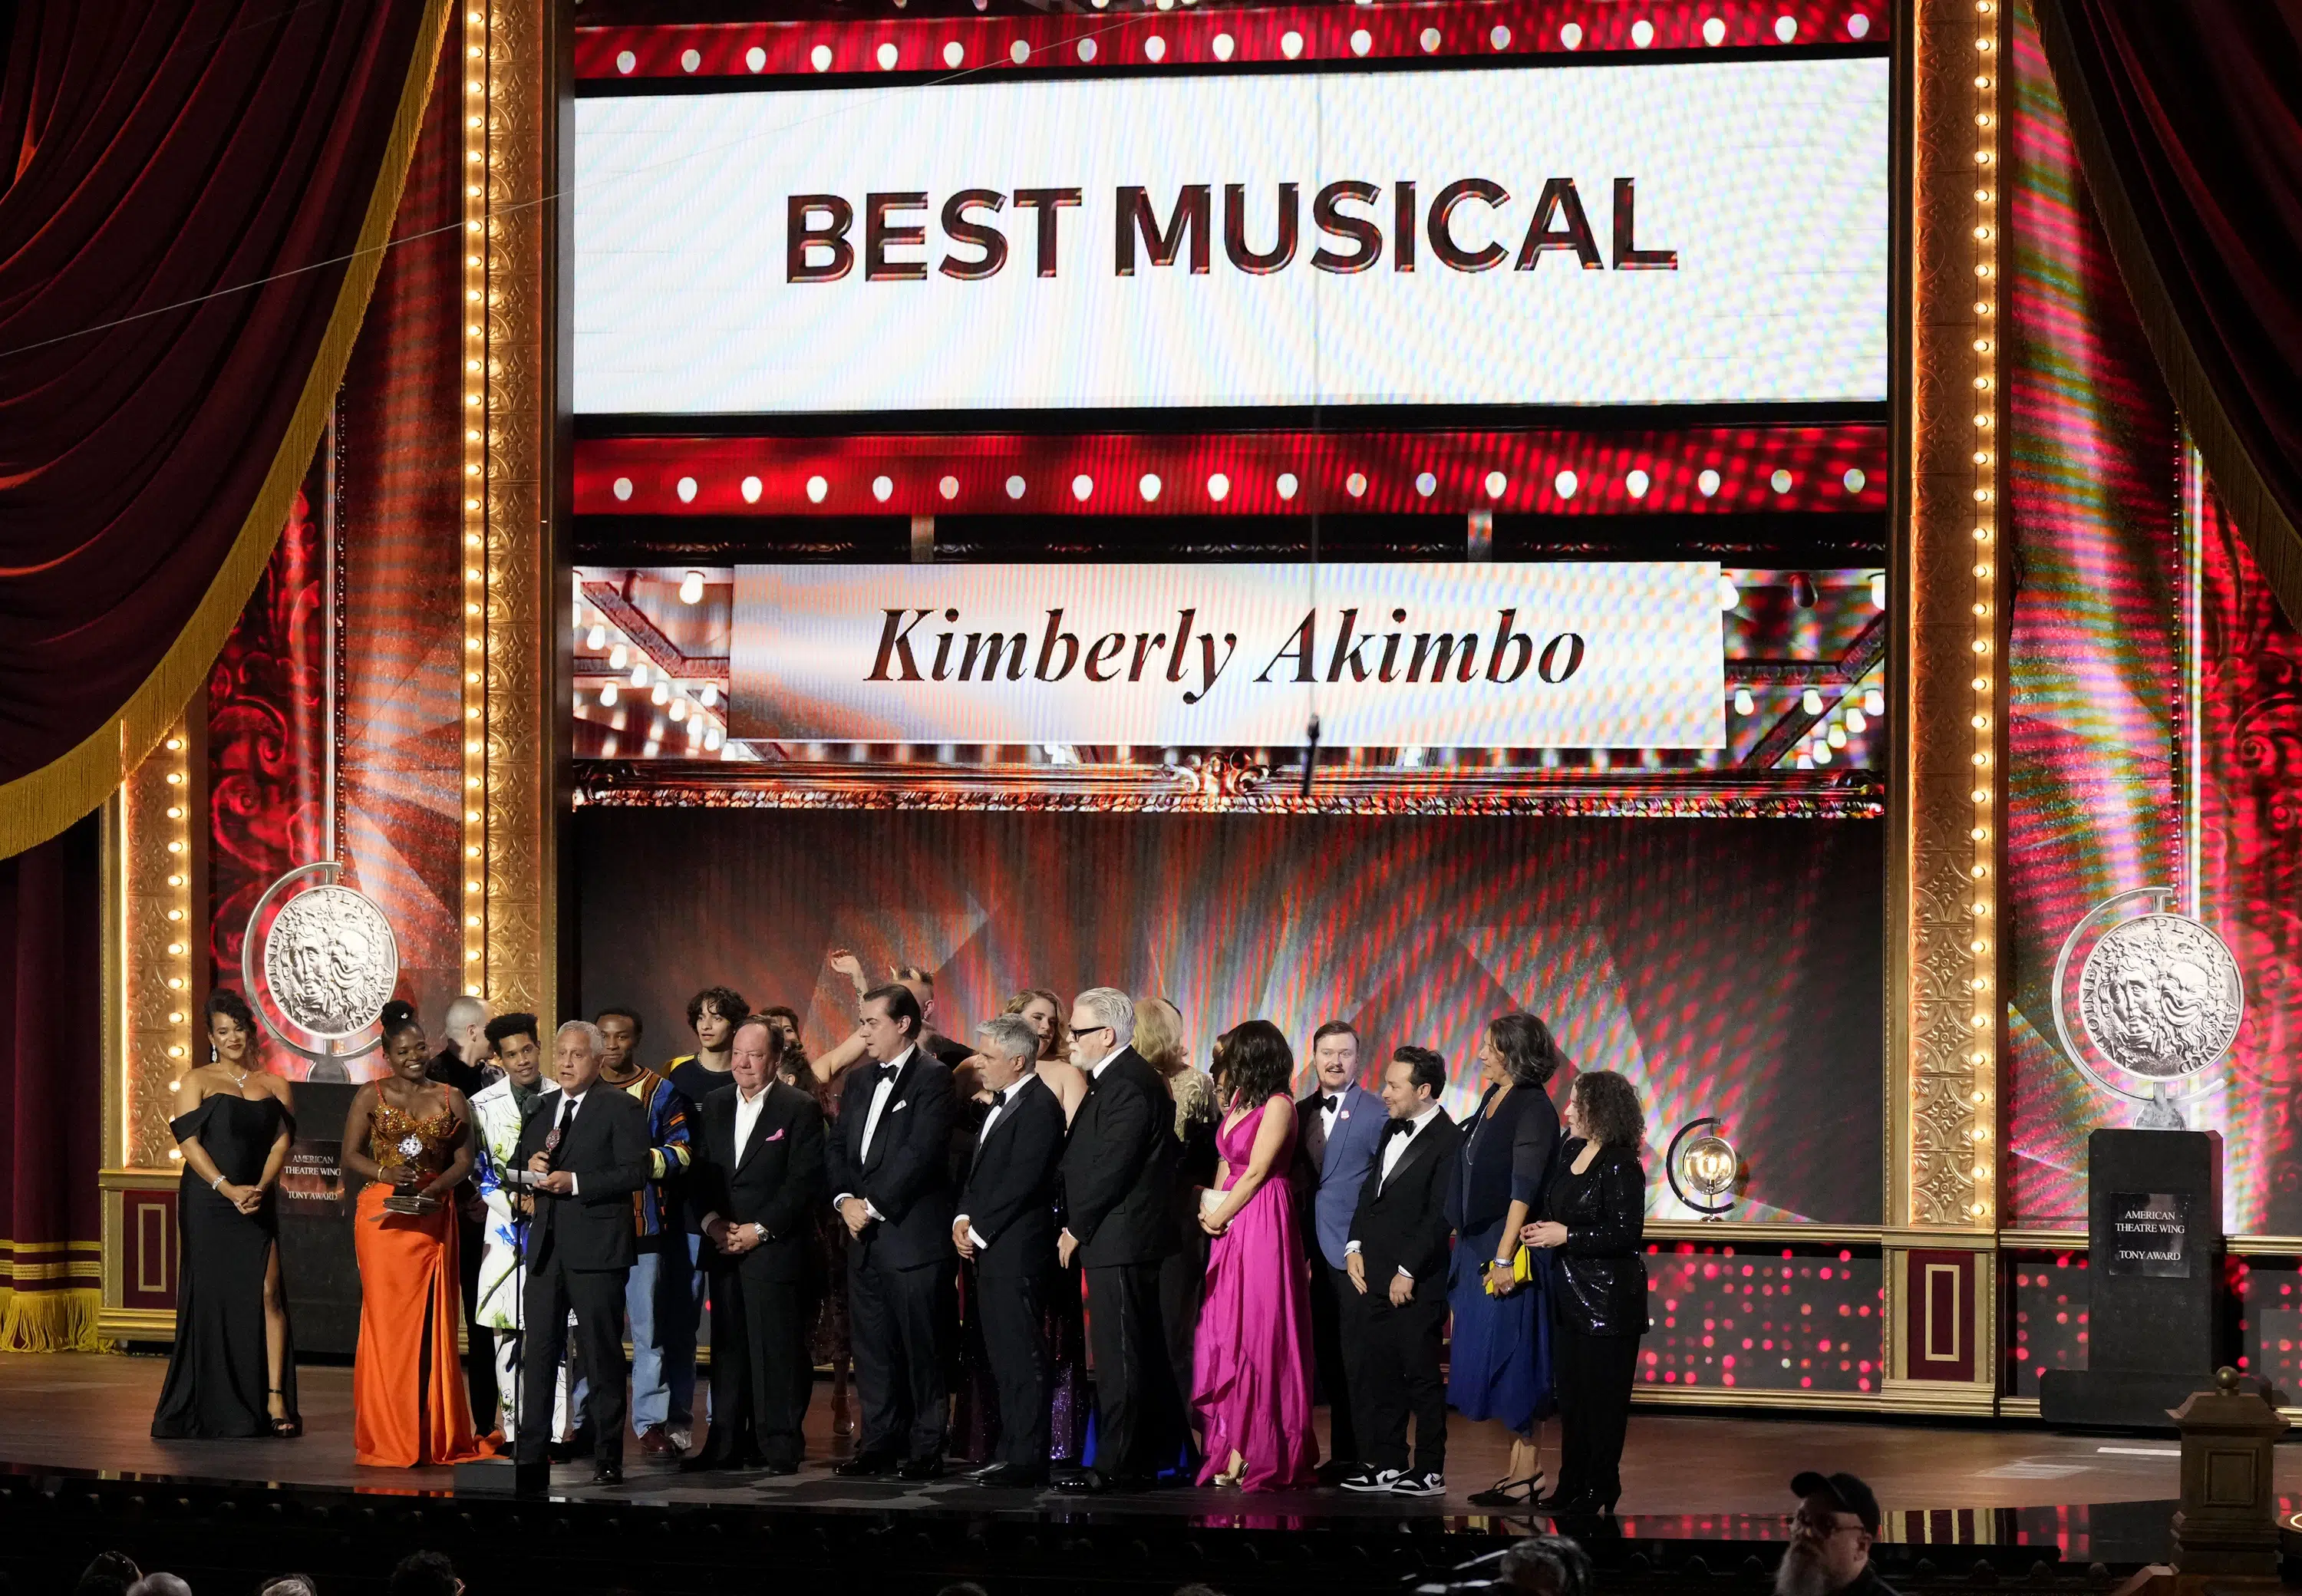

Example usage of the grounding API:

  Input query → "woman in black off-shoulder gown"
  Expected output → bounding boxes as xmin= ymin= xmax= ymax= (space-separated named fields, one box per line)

xmin=152 ymin=991 xmax=300 ymax=1440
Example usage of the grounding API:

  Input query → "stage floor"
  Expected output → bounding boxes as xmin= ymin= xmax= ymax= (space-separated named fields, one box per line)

xmin=0 ymin=1351 xmax=2267 ymax=1555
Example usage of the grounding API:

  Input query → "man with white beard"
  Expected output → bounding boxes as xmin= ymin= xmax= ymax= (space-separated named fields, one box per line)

xmin=1778 ymin=1472 xmax=1895 ymax=1596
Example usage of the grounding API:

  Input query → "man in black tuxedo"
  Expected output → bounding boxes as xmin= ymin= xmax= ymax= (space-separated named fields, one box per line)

xmin=685 ymin=1014 xmax=826 ymax=1473
xmin=510 ymin=1019 xmax=651 ymax=1485
xmin=1055 ymin=984 xmax=1182 ymax=1492
xmin=826 ymin=981 xmax=959 ymax=1479
xmin=1338 ymin=1045 xmax=1463 ymax=1499
xmin=951 ymin=1013 xmax=1067 ymax=1487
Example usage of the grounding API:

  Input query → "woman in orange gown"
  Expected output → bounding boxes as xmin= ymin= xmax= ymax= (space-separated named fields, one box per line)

xmin=341 ymin=1015 xmax=488 ymax=1468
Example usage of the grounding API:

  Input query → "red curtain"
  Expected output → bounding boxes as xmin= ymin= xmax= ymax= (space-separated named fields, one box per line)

xmin=2036 ymin=0 xmax=2302 ymax=625
xmin=0 ymin=0 xmax=447 ymax=859
xmin=0 ymin=814 xmax=101 ymax=1349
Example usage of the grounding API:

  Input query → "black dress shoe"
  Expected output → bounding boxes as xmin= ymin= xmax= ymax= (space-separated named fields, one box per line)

xmin=592 ymin=1462 xmax=625 ymax=1486
xmin=833 ymin=1450 xmax=899 ymax=1478
xmin=680 ymin=1452 xmax=760 ymax=1474
xmin=973 ymin=1462 xmax=1049 ymax=1488
xmin=896 ymin=1453 xmax=944 ymax=1481
xmin=760 ymin=1460 xmax=798 ymax=1477
xmin=1054 ymin=1466 xmax=1112 ymax=1493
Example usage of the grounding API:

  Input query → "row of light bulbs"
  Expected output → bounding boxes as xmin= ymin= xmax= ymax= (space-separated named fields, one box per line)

xmin=161 ymin=728 xmax=193 ymax=1157
xmin=461 ymin=6 xmax=493 ymax=1001
xmin=626 ymin=464 xmax=1872 ymax=509
xmin=1964 ymin=0 xmax=2000 ymax=1219
xmin=574 ymin=598 xmax=731 ymax=754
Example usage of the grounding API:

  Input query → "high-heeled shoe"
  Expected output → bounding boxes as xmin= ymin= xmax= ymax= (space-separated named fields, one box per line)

xmin=268 ymin=1390 xmax=302 ymax=1439
xmin=1467 ymin=1472 xmax=1545 ymax=1509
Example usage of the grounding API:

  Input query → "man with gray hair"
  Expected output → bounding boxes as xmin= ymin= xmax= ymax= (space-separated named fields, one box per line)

xmin=952 ymin=1013 xmax=1069 ymax=1486
xmin=1055 ymin=985 xmax=1184 ymax=1491
xmin=428 ymin=992 xmax=495 ymax=1429
xmin=510 ymin=1017 xmax=651 ymax=1484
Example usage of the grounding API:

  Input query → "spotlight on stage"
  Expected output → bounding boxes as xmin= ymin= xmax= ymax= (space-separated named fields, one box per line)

xmin=1666 ymin=1116 xmax=1742 ymax=1222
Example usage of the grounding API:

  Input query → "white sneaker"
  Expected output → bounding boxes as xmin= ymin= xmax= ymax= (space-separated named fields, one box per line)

xmin=1390 ymin=1469 xmax=1445 ymax=1498
xmin=1341 ymin=1467 xmax=1403 ymax=1493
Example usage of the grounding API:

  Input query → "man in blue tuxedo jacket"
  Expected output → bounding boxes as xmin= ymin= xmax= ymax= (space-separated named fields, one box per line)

xmin=1291 ymin=1021 xmax=1387 ymax=1475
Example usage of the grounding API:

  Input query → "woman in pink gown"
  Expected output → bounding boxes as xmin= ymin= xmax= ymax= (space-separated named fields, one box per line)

xmin=1190 ymin=1020 xmax=1317 ymax=1490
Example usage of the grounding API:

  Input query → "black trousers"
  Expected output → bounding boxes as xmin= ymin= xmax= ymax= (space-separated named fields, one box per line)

xmin=849 ymin=1245 xmax=950 ymax=1461
xmin=517 ymin=1253 xmax=628 ymax=1466
xmin=1306 ymin=1254 xmax=1360 ymax=1462
xmin=458 ymin=1212 xmax=493 ymax=1429
xmin=1156 ymin=1234 xmax=1206 ymax=1422
xmin=1345 ymin=1284 xmax=1447 ymax=1475
xmin=974 ymin=1264 xmax=1050 ymax=1466
xmin=1553 ymin=1325 xmax=1641 ymax=1502
xmin=1083 ymin=1259 xmax=1180 ymax=1477
xmin=704 ymin=1266 xmax=811 ymax=1466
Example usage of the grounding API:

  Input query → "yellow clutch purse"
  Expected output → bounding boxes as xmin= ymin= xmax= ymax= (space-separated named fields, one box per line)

xmin=1482 ymin=1248 xmax=1536 ymax=1296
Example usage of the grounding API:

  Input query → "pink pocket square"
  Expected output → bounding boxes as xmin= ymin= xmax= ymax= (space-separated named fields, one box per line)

xmin=765 ymin=1129 xmax=786 ymax=1143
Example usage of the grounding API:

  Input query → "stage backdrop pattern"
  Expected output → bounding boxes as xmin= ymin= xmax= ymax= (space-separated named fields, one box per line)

xmin=203 ymin=15 xmax=466 ymax=1080
xmin=336 ymin=5 xmax=467 ymax=1064
xmin=208 ymin=477 xmax=328 ymax=1082
xmin=2198 ymin=486 xmax=2302 ymax=1227
xmin=577 ymin=808 xmax=1884 ymax=1225
xmin=2001 ymin=1 xmax=2180 ymax=1227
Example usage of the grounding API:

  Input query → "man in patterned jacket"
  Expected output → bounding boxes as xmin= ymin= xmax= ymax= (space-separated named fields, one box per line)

xmin=595 ymin=1007 xmax=698 ymax=1458
xmin=470 ymin=1012 xmax=566 ymax=1446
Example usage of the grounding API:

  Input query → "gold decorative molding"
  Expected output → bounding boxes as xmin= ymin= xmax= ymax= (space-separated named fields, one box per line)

xmin=1645 ymin=1220 xmax=1885 ymax=1246
xmin=1893 ymin=0 xmax=2004 ymax=1238
xmin=465 ymin=0 xmax=556 ymax=1017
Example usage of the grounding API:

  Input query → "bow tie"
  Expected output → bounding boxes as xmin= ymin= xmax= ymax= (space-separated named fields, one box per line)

xmin=1319 ymin=1094 xmax=1340 ymax=1115
xmin=1384 ymin=1118 xmax=1416 ymax=1139
xmin=877 ymin=1062 xmax=903 ymax=1083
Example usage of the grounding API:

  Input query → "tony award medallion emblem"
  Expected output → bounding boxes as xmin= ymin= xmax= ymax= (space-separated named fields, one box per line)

xmin=2052 ymin=889 xmax=2244 ymax=1129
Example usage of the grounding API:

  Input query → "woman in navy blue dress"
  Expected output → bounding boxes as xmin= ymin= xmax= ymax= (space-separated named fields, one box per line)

xmin=1446 ymin=1011 xmax=1564 ymax=1507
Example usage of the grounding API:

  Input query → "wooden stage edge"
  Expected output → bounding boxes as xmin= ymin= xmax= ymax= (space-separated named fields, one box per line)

xmin=0 ymin=1353 xmax=2271 ymax=1565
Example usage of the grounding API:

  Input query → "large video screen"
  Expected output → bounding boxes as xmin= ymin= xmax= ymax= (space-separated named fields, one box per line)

xmin=729 ymin=562 xmax=1725 ymax=749
xmin=574 ymin=58 xmax=1889 ymax=414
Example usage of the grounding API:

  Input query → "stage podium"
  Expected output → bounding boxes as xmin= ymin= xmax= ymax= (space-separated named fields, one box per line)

xmin=2039 ymin=1129 xmax=2222 ymax=1429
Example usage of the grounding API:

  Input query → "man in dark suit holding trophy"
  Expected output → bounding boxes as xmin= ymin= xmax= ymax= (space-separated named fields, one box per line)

xmin=510 ymin=1019 xmax=651 ymax=1485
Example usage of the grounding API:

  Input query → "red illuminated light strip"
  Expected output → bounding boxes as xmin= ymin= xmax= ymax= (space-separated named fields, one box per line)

xmin=576 ymin=2 xmax=1885 ymax=82
xmin=575 ymin=425 xmax=1888 ymax=516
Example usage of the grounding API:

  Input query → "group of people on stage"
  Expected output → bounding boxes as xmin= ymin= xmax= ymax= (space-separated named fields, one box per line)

xmin=151 ymin=957 xmax=1652 ymax=1512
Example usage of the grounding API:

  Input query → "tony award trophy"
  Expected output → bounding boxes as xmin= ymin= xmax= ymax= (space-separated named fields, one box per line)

xmin=2050 ymin=887 xmax=2245 ymax=1130
xmin=2040 ymin=888 xmax=2243 ymax=1426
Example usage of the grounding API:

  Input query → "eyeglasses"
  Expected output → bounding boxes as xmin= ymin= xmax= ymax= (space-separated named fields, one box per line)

xmin=1074 ymin=1024 xmax=1113 ymax=1037
xmin=1788 ymin=1512 xmax=1868 ymax=1539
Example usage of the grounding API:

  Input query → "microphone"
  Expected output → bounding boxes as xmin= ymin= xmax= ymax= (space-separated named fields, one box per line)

xmin=1300 ymin=714 xmax=1321 ymax=798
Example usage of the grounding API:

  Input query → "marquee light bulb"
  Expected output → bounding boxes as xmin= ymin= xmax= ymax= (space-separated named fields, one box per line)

xmin=1733 ymin=688 xmax=1754 ymax=716
xmin=699 ymin=683 xmax=719 ymax=708
xmin=631 ymin=663 xmax=649 ymax=688
xmin=1801 ymin=688 xmax=1823 ymax=715
xmin=599 ymin=681 xmax=618 ymax=707
xmin=585 ymin=625 xmax=606 ymax=651
xmin=607 ymin=643 xmax=628 ymax=671
xmin=680 ymin=570 xmax=705 ymax=605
